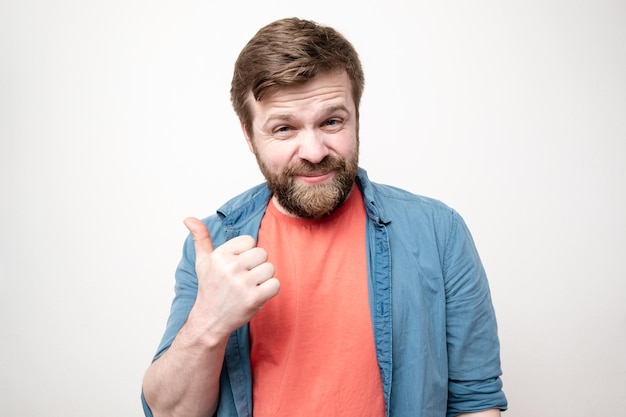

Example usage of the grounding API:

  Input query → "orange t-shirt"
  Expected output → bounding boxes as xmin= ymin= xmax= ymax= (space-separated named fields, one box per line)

xmin=250 ymin=186 xmax=386 ymax=416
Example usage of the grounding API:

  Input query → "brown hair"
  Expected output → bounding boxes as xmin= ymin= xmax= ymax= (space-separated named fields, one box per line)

xmin=230 ymin=17 xmax=365 ymax=136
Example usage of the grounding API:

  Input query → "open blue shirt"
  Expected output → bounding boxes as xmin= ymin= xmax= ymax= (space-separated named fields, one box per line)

xmin=143 ymin=168 xmax=507 ymax=416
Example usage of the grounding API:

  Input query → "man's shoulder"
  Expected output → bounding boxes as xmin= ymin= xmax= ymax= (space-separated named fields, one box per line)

xmin=216 ymin=182 xmax=272 ymax=216
xmin=358 ymin=167 xmax=450 ymax=206
xmin=363 ymin=179 xmax=455 ymax=220
xmin=371 ymin=181 xmax=448 ymax=207
xmin=198 ymin=182 xmax=272 ymax=240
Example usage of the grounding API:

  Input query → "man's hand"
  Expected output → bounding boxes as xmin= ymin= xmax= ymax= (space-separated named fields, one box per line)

xmin=183 ymin=217 xmax=280 ymax=341
xmin=143 ymin=218 xmax=278 ymax=417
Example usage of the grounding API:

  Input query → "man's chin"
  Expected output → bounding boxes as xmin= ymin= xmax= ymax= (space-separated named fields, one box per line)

xmin=279 ymin=181 xmax=355 ymax=219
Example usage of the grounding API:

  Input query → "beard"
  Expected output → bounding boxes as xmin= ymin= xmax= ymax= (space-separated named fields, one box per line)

xmin=256 ymin=152 xmax=359 ymax=219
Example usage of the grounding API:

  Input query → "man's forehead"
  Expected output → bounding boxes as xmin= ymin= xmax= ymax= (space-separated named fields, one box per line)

xmin=254 ymin=70 xmax=351 ymax=100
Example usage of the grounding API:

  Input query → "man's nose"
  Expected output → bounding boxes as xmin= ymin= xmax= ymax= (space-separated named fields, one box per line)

xmin=297 ymin=130 xmax=329 ymax=164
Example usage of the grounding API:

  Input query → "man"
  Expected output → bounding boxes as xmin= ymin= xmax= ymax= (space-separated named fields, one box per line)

xmin=142 ymin=17 xmax=507 ymax=417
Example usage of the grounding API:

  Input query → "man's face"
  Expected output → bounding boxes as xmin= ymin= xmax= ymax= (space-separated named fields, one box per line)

xmin=243 ymin=71 xmax=359 ymax=219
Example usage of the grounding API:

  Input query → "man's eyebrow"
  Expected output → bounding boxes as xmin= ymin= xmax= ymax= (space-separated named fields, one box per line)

xmin=325 ymin=104 xmax=350 ymax=115
xmin=264 ymin=105 xmax=351 ymax=125
xmin=265 ymin=113 xmax=294 ymax=123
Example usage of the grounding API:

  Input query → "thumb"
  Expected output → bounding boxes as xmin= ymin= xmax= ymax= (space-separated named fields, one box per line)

xmin=183 ymin=217 xmax=214 ymax=255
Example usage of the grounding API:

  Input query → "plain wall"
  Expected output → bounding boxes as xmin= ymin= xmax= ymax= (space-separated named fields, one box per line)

xmin=1 ymin=1 xmax=624 ymax=416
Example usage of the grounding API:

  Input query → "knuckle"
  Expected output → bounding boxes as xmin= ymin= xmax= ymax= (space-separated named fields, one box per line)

xmin=261 ymin=261 xmax=275 ymax=276
xmin=233 ymin=234 xmax=253 ymax=244
xmin=251 ymin=247 xmax=268 ymax=262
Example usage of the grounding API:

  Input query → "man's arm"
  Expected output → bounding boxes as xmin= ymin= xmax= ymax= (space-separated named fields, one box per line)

xmin=444 ymin=211 xmax=508 ymax=414
xmin=142 ymin=316 xmax=229 ymax=417
xmin=142 ymin=218 xmax=280 ymax=417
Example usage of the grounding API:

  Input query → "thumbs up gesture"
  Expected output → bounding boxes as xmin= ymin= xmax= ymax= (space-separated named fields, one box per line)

xmin=183 ymin=217 xmax=280 ymax=340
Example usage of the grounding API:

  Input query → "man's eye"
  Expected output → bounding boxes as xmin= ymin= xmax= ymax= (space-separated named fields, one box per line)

xmin=324 ymin=119 xmax=342 ymax=128
xmin=275 ymin=126 xmax=291 ymax=133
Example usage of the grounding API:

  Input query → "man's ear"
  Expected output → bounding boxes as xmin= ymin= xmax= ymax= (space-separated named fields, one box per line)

xmin=240 ymin=121 xmax=255 ymax=153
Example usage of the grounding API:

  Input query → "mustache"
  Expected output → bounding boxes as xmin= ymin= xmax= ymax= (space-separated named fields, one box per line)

xmin=284 ymin=156 xmax=345 ymax=176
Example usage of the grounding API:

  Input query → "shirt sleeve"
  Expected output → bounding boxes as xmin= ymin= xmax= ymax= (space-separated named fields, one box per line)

xmin=140 ymin=233 xmax=199 ymax=416
xmin=443 ymin=210 xmax=508 ymax=416
xmin=153 ymin=232 xmax=199 ymax=360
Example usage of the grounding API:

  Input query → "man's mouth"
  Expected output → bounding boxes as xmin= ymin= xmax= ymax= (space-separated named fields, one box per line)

xmin=296 ymin=171 xmax=334 ymax=184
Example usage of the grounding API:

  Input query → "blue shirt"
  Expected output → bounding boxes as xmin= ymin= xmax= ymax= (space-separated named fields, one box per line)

xmin=143 ymin=168 xmax=507 ymax=417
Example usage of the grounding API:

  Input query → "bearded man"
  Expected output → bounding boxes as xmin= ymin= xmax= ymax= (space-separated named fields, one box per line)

xmin=142 ymin=17 xmax=507 ymax=417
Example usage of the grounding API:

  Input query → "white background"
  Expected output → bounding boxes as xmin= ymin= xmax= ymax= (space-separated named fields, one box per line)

xmin=1 ymin=1 xmax=625 ymax=416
